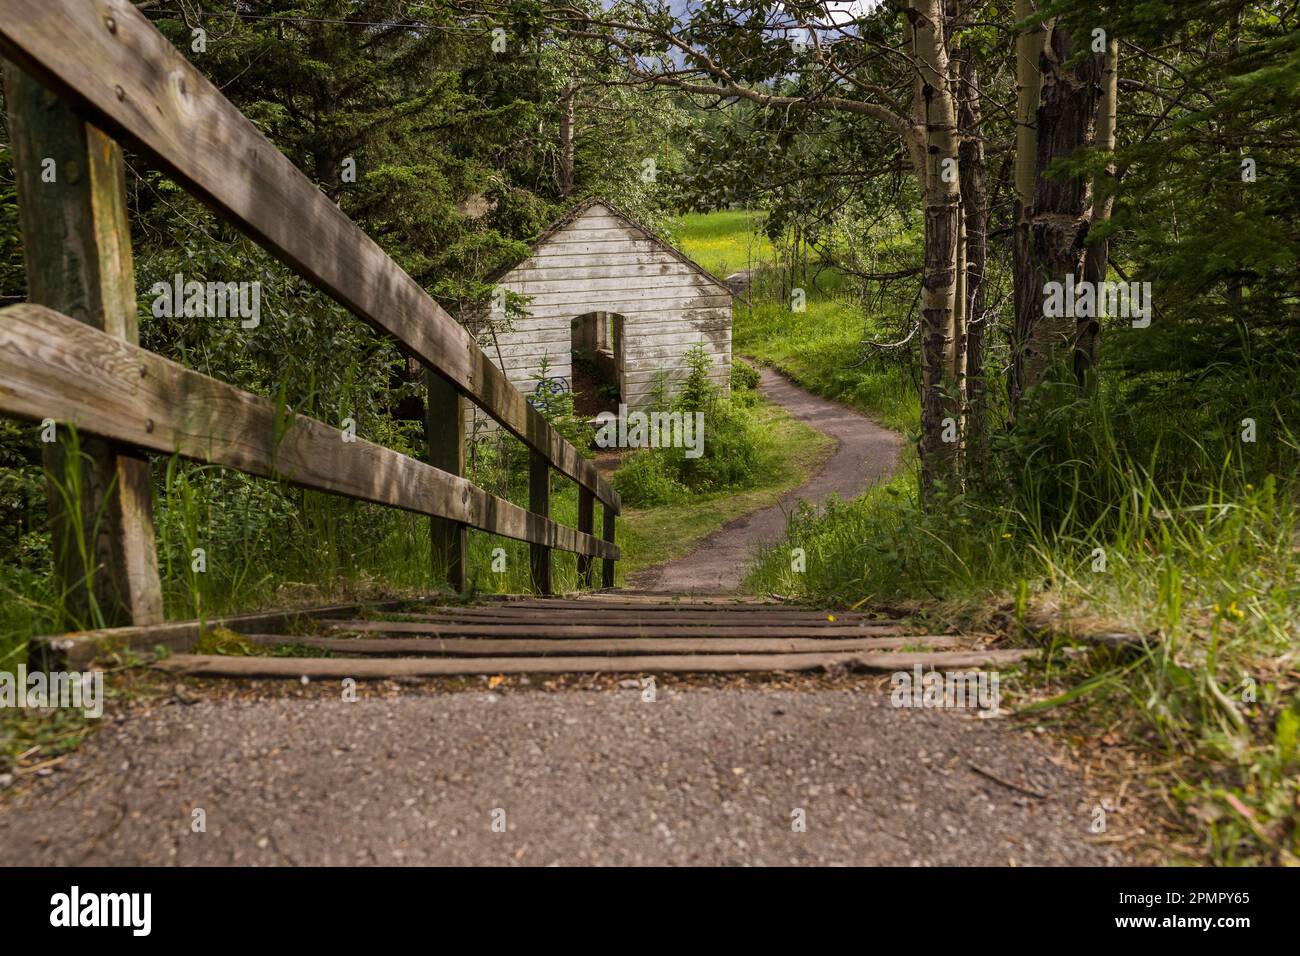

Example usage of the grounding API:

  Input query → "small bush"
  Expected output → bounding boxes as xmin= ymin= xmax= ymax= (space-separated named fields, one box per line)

xmin=615 ymin=346 xmax=775 ymax=506
xmin=730 ymin=358 xmax=761 ymax=391
xmin=613 ymin=451 xmax=690 ymax=506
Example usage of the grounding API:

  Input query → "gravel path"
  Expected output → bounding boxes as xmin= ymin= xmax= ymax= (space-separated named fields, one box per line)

xmin=632 ymin=366 xmax=902 ymax=593
xmin=0 ymin=366 xmax=1126 ymax=867
xmin=0 ymin=688 xmax=1116 ymax=866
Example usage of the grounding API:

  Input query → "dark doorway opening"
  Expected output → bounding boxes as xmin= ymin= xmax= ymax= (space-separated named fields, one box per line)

xmin=571 ymin=311 xmax=624 ymax=420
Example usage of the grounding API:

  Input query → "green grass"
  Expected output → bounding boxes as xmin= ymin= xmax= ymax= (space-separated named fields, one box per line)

xmin=673 ymin=209 xmax=773 ymax=278
xmin=737 ymin=301 xmax=917 ymax=433
xmin=617 ymin=396 xmax=833 ymax=575
xmin=672 ymin=214 xmax=1300 ymax=865
xmin=742 ymin=361 xmax=1300 ymax=864
xmin=675 ymin=209 xmax=917 ymax=434
xmin=464 ymin=387 xmax=832 ymax=590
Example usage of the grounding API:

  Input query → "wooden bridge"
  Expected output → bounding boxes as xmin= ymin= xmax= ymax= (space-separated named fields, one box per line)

xmin=2 ymin=1 xmax=615 ymax=628
xmin=0 ymin=1 xmax=1034 ymax=679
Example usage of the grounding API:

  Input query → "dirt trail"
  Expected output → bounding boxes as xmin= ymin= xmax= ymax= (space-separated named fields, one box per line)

xmin=633 ymin=366 xmax=903 ymax=593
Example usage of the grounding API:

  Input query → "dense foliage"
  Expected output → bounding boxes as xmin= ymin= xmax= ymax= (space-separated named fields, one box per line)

xmin=0 ymin=0 xmax=694 ymax=640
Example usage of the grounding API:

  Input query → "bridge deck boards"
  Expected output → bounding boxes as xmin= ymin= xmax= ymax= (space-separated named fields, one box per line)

xmin=157 ymin=648 xmax=1040 ymax=678
xmin=245 ymin=634 xmax=963 ymax=656
xmin=324 ymin=620 xmax=904 ymax=639
xmin=379 ymin=609 xmax=887 ymax=626
xmin=24 ymin=590 xmax=1038 ymax=678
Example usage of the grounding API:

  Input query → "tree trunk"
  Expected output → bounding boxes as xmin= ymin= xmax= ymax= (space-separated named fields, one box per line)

xmin=908 ymin=0 xmax=963 ymax=496
xmin=1077 ymin=38 xmax=1118 ymax=382
xmin=1011 ymin=20 xmax=1105 ymax=411
xmin=1010 ymin=0 xmax=1046 ymax=414
xmin=956 ymin=46 xmax=988 ymax=472
xmin=559 ymin=85 xmax=576 ymax=197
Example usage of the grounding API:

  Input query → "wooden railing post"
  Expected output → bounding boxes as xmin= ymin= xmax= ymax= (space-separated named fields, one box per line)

xmin=576 ymin=485 xmax=595 ymax=588
xmin=4 ymin=64 xmax=163 ymax=629
xmin=602 ymin=504 xmax=617 ymax=589
xmin=528 ymin=451 xmax=552 ymax=594
xmin=425 ymin=369 xmax=467 ymax=592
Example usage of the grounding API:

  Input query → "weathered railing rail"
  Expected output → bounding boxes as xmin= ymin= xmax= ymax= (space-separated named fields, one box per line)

xmin=0 ymin=0 xmax=619 ymax=630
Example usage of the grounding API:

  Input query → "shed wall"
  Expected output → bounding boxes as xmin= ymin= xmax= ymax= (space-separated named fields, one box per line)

xmin=467 ymin=204 xmax=732 ymax=433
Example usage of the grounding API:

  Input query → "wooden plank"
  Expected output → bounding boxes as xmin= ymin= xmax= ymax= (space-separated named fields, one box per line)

xmin=543 ymin=226 xmax=643 ymax=243
xmin=32 ymin=597 xmax=426 ymax=670
xmin=553 ymin=218 xmax=637 ymax=231
xmin=495 ymin=340 xmax=566 ymax=366
xmin=481 ymin=346 xmax=571 ymax=363
xmin=516 ymin=251 xmax=683 ymax=269
xmin=509 ymin=262 xmax=703 ymax=282
xmin=486 ymin=338 xmax=571 ymax=357
xmin=477 ymin=595 xmax=819 ymax=608
xmin=366 ymin=606 xmax=893 ymax=622
xmin=573 ymin=593 xmax=775 ymax=602
xmin=518 ymin=289 xmax=727 ymax=309
xmin=519 ymin=299 xmax=725 ymax=319
xmin=616 ymin=352 xmax=732 ymax=375
xmin=529 ymin=450 xmax=551 ymax=595
xmin=624 ymin=316 xmax=733 ymax=336
xmin=0 ymin=0 xmax=618 ymax=512
xmin=3 ymin=63 xmax=163 ymax=628
xmin=622 ymin=358 xmax=731 ymax=376
xmin=518 ymin=286 xmax=726 ymax=307
xmin=325 ymin=620 xmax=904 ymax=638
xmin=624 ymin=317 xmax=731 ymax=332
xmin=488 ymin=360 xmax=573 ymax=382
xmin=0 ymin=305 xmax=617 ymax=561
xmin=510 ymin=274 xmax=715 ymax=295
xmin=624 ymin=342 xmax=733 ymax=364
xmin=425 ymin=369 xmax=466 ymax=593
xmin=521 ymin=299 xmax=731 ymax=319
xmin=577 ymin=485 xmax=595 ymax=589
xmin=602 ymin=504 xmax=617 ymax=589
xmin=379 ymin=609 xmax=893 ymax=626
xmin=553 ymin=214 xmax=639 ymax=231
xmin=156 ymin=648 xmax=1041 ymax=678
xmin=535 ymin=237 xmax=660 ymax=257
xmin=244 ymin=634 xmax=962 ymax=655
xmin=621 ymin=371 xmax=729 ymax=388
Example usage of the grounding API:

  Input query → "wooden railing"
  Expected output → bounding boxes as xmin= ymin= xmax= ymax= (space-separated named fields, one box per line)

xmin=0 ymin=0 xmax=619 ymax=629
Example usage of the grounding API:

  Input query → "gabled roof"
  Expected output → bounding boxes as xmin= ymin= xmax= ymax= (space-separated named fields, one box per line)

xmin=489 ymin=196 xmax=734 ymax=297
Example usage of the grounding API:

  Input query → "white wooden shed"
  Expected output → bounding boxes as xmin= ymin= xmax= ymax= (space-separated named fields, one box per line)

xmin=467 ymin=198 xmax=732 ymax=433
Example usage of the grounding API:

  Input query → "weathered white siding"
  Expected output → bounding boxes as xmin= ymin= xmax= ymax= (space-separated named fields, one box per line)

xmin=467 ymin=202 xmax=732 ymax=432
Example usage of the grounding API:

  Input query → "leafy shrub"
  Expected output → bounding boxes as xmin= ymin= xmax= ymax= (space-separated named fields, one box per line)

xmin=613 ymin=451 xmax=690 ymax=506
xmin=730 ymin=357 xmax=761 ymax=391
xmin=615 ymin=346 xmax=775 ymax=506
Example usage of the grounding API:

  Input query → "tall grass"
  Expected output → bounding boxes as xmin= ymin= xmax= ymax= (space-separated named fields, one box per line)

xmin=748 ymin=356 xmax=1300 ymax=863
xmin=696 ymin=209 xmax=1300 ymax=863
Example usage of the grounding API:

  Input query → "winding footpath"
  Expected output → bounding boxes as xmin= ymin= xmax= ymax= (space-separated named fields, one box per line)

xmin=634 ymin=366 xmax=903 ymax=593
